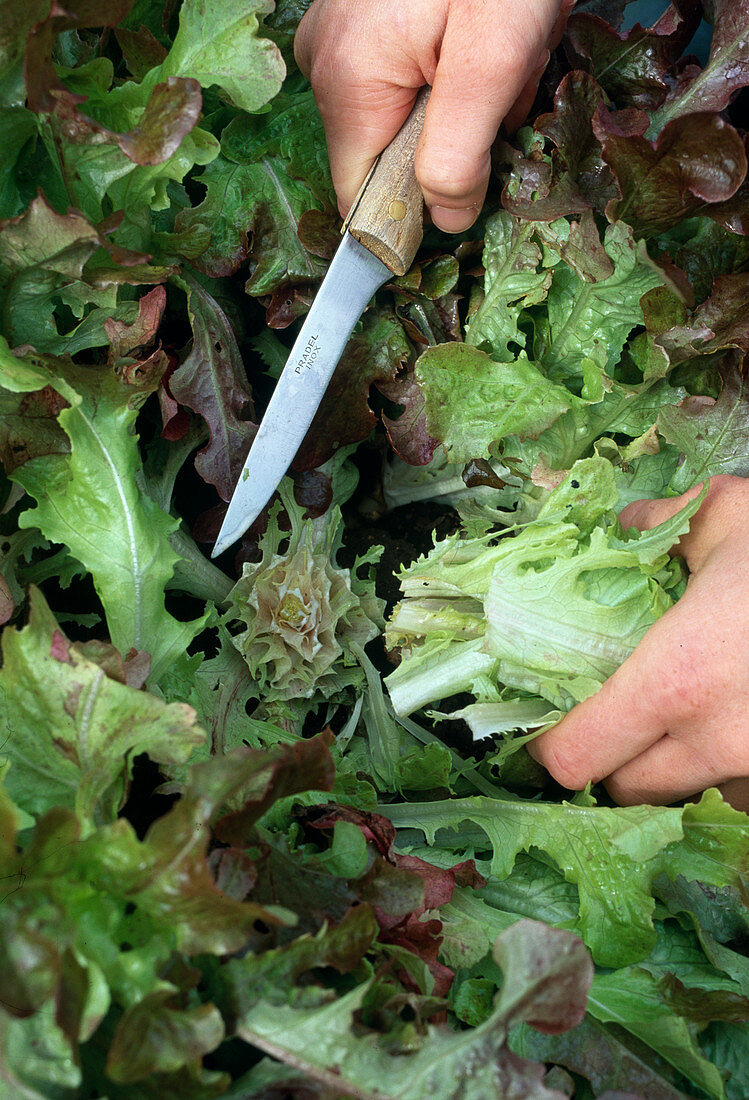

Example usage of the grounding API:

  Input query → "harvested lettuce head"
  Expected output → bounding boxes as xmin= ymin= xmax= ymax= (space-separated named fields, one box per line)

xmin=227 ymin=481 xmax=383 ymax=703
xmin=385 ymin=458 xmax=703 ymax=736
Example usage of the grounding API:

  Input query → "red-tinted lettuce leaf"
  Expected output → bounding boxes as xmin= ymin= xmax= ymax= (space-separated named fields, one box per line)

xmin=665 ymin=215 xmax=749 ymax=303
xmin=0 ymin=381 xmax=70 ymax=474
xmin=223 ymin=905 xmax=379 ymax=1017
xmin=537 ymin=208 xmax=614 ymax=282
xmin=265 ymin=281 xmax=315 ymax=329
xmin=174 ymin=107 xmax=331 ymax=293
xmin=512 ymin=1015 xmax=689 ymax=1100
xmin=658 ymin=973 xmax=749 ymax=1025
xmin=654 ymin=272 xmax=749 ymax=366
xmin=649 ymin=0 xmax=749 ymax=129
xmin=119 ymin=743 xmax=335 ymax=954
xmin=209 ymin=847 xmax=258 ymax=901
xmin=292 ymin=468 xmax=333 ymax=518
xmin=249 ymin=839 xmax=361 ymax=942
xmin=594 ymin=105 xmax=747 ymax=236
xmin=502 ymin=72 xmax=618 ymax=222
xmin=23 ymin=1 xmax=197 ymax=167
xmin=383 ymin=914 xmax=455 ymax=998
xmin=106 ymin=990 xmax=225 ymax=1084
xmin=169 ymin=274 xmax=256 ymax=502
xmin=566 ymin=0 xmax=701 ymax=111
xmin=392 ymin=289 xmax=462 ymax=348
xmin=572 ymin=0 xmax=637 ymax=29
xmin=299 ymin=803 xmax=484 ymax=994
xmin=105 ymin=285 xmax=166 ymax=361
xmin=213 ymin=733 xmax=336 ymax=846
xmin=292 ymin=312 xmax=410 ymax=472
xmin=378 ymin=369 xmax=439 ymax=467
xmin=24 ymin=0 xmax=136 ymax=114
xmin=494 ymin=920 xmax=593 ymax=1035
xmin=704 ymin=134 xmax=749 ymax=237
xmin=297 ymin=208 xmax=340 ymax=260
xmin=0 ymin=576 xmax=14 ymax=625
xmin=114 ymin=24 xmax=168 ymax=81
xmin=115 ymin=77 xmax=202 ymax=167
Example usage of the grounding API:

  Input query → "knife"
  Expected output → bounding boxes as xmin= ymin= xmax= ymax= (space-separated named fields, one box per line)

xmin=212 ymin=87 xmax=431 ymax=558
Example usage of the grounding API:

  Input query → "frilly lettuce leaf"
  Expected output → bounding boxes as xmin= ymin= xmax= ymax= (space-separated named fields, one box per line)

xmin=0 ymin=339 xmax=205 ymax=682
xmin=383 ymin=787 xmax=749 ymax=971
xmin=0 ymin=587 xmax=203 ymax=821
xmin=566 ymin=2 xmax=701 ymax=112
xmin=465 ymin=210 xmax=554 ymax=359
xmin=174 ymin=89 xmax=333 ymax=287
xmin=0 ymin=194 xmax=142 ymax=355
xmin=415 ymin=343 xmax=579 ymax=466
xmin=539 ymin=220 xmax=665 ymax=384
xmin=648 ymin=0 xmax=749 ymax=129
xmin=595 ymin=108 xmax=747 ymax=238
xmin=236 ymin=919 xmax=593 ymax=1100
xmin=159 ymin=0 xmax=285 ymax=114
xmin=658 ymin=356 xmax=749 ymax=493
xmin=386 ymin=457 xmax=701 ymax=716
xmin=226 ymin=480 xmax=383 ymax=705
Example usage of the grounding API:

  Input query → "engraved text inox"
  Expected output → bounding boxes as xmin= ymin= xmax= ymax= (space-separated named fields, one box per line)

xmin=295 ymin=334 xmax=321 ymax=375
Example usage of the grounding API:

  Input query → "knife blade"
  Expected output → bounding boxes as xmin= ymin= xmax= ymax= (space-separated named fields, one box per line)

xmin=212 ymin=87 xmax=431 ymax=558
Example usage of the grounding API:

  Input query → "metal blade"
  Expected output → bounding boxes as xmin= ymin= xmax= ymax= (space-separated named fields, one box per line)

xmin=212 ymin=233 xmax=391 ymax=557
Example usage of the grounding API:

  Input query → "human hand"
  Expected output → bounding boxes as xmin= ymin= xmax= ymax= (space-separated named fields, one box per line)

xmin=294 ymin=0 xmax=574 ymax=233
xmin=528 ymin=476 xmax=749 ymax=810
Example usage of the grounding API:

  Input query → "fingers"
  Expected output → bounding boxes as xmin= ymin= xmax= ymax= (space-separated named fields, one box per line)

xmin=501 ymin=49 xmax=550 ymax=136
xmin=296 ymin=0 xmax=564 ymax=231
xmin=530 ymin=535 xmax=749 ymax=801
xmin=294 ymin=0 xmax=429 ymax=214
xmin=420 ymin=3 xmax=557 ymax=232
xmin=620 ymin=475 xmax=749 ymax=573
xmin=527 ymin=642 xmax=668 ymax=790
xmin=605 ymin=734 xmax=732 ymax=806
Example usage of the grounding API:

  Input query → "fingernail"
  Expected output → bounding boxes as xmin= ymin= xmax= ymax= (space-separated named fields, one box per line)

xmin=430 ymin=205 xmax=480 ymax=234
xmin=535 ymin=48 xmax=551 ymax=76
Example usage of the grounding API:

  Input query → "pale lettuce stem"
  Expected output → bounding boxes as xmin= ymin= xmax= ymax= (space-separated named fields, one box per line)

xmin=386 ymin=637 xmax=497 ymax=717
xmin=388 ymin=598 xmax=485 ymax=640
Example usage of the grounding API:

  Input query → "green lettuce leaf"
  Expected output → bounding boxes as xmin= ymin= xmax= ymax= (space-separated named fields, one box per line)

xmin=386 ymin=458 xmax=699 ymax=716
xmin=159 ymin=0 xmax=285 ymax=114
xmin=0 ymin=193 xmax=140 ymax=355
xmin=415 ymin=343 xmax=579 ymax=465
xmin=226 ymin=481 xmax=382 ymax=706
xmin=175 ymin=90 xmax=333 ymax=287
xmin=236 ymin=920 xmax=592 ymax=1100
xmin=465 ymin=210 xmax=554 ymax=359
xmin=0 ymin=340 xmax=205 ymax=681
xmin=0 ymin=587 xmax=203 ymax=821
xmin=658 ymin=356 xmax=749 ymax=493
xmin=538 ymin=221 xmax=664 ymax=383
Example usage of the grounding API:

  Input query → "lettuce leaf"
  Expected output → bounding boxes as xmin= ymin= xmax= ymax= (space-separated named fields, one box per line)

xmin=0 ymin=340 xmax=205 ymax=681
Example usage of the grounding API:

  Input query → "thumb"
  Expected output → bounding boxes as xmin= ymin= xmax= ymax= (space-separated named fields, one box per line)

xmin=619 ymin=476 xmax=749 ymax=573
xmin=618 ymin=483 xmax=706 ymax=534
xmin=416 ymin=9 xmax=553 ymax=233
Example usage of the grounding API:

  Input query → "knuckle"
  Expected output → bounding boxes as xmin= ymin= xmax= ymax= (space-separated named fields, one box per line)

xmin=656 ymin=645 xmax=716 ymax=723
xmin=415 ymin=150 xmax=489 ymax=203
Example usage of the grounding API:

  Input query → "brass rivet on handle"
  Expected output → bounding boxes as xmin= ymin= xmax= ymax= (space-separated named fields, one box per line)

xmin=388 ymin=199 xmax=407 ymax=221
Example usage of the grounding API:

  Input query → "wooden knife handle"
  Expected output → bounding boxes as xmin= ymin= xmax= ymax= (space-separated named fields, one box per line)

xmin=342 ymin=86 xmax=430 ymax=277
